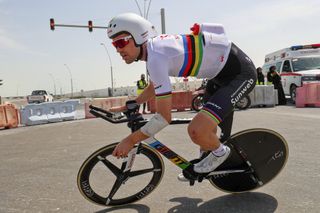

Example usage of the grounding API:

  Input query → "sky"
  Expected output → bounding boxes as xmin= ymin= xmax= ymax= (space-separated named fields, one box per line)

xmin=1 ymin=0 xmax=319 ymax=97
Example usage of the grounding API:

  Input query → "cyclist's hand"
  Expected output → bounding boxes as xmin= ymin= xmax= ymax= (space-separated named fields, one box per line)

xmin=109 ymin=105 xmax=127 ymax=113
xmin=112 ymin=137 xmax=135 ymax=158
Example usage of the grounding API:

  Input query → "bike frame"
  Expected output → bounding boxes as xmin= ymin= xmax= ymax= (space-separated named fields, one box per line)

xmin=89 ymin=105 xmax=253 ymax=181
xmin=121 ymin=119 xmax=193 ymax=177
xmin=125 ymin=137 xmax=250 ymax=180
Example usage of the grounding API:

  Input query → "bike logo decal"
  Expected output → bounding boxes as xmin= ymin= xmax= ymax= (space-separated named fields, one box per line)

xmin=136 ymin=184 xmax=155 ymax=199
xmin=267 ymin=150 xmax=284 ymax=164
xmin=149 ymin=140 xmax=191 ymax=169
xmin=81 ymin=180 xmax=94 ymax=197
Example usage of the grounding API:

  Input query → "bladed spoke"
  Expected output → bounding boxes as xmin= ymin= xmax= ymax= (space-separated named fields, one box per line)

xmin=129 ymin=168 xmax=159 ymax=177
xmin=98 ymin=155 xmax=121 ymax=176
xmin=106 ymin=178 xmax=124 ymax=201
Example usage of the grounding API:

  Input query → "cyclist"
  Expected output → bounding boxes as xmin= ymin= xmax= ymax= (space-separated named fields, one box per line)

xmin=107 ymin=13 xmax=257 ymax=180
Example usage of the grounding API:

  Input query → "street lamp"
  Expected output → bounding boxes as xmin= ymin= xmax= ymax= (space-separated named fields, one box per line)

xmin=100 ymin=42 xmax=114 ymax=96
xmin=48 ymin=73 xmax=57 ymax=96
xmin=64 ymin=64 xmax=74 ymax=98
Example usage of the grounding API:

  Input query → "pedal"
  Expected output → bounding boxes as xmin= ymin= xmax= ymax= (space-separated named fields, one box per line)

xmin=182 ymin=166 xmax=198 ymax=181
xmin=197 ymin=176 xmax=204 ymax=183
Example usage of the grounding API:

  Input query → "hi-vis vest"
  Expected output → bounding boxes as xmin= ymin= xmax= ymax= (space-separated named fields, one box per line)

xmin=137 ymin=80 xmax=147 ymax=95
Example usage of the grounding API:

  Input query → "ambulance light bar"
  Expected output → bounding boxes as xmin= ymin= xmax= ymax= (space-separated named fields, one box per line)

xmin=290 ymin=43 xmax=320 ymax=51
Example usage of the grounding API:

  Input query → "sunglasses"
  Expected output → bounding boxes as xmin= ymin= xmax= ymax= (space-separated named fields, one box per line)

xmin=112 ymin=35 xmax=132 ymax=49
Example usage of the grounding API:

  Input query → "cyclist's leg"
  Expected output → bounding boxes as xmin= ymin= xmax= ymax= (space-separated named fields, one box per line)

xmin=219 ymin=110 xmax=234 ymax=142
xmin=188 ymin=43 xmax=257 ymax=174
xmin=188 ymin=95 xmax=232 ymax=173
xmin=202 ymin=79 xmax=234 ymax=143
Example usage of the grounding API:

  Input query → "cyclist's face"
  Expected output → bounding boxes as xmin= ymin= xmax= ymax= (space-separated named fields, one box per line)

xmin=112 ymin=34 xmax=140 ymax=64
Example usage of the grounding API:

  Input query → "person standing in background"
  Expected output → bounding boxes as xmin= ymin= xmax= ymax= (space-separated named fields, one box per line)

xmin=267 ymin=66 xmax=275 ymax=85
xmin=268 ymin=66 xmax=287 ymax=105
xmin=256 ymin=67 xmax=265 ymax=85
xmin=137 ymin=74 xmax=148 ymax=113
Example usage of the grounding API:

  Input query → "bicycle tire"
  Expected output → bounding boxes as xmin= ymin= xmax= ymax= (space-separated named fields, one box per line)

xmin=208 ymin=128 xmax=288 ymax=193
xmin=192 ymin=94 xmax=204 ymax=111
xmin=235 ymin=95 xmax=251 ymax=110
xmin=77 ymin=142 xmax=164 ymax=206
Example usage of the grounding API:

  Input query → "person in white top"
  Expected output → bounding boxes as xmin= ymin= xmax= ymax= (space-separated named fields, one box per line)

xmin=107 ymin=13 xmax=256 ymax=180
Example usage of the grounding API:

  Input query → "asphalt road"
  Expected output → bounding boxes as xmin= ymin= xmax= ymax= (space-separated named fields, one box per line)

xmin=1 ymin=105 xmax=320 ymax=213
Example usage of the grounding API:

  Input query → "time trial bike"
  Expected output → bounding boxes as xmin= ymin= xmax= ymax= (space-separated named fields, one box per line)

xmin=77 ymin=102 xmax=288 ymax=206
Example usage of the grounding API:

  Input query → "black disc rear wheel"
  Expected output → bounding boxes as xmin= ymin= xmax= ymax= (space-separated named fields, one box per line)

xmin=77 ymin=142 xmax=164 ymax=206
xmin=208 ymin=128 xmax=288 ymax=193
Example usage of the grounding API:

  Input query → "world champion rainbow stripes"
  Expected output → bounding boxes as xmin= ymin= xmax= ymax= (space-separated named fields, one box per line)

xmin=200 ymin=107 xmax=222 ymax=124
xmin=178 ymin=34 xmax=204 ymax=77
xmin=156 ymin=91 xmax=172 ymax=100
xmin=155 ymin=34 xmax=204 ymax=100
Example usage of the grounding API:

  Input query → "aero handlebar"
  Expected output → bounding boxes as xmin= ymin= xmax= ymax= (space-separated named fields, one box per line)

xmin=89 ymin=105 xmax=192 ymax=125
xmin=89 ymin=105 xmax=133 ymax=124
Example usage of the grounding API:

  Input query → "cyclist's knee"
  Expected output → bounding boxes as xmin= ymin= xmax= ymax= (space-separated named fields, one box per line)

xmin=188 ymin=123 xmax=216 ymax=144
xmin=188 ymin=126 xmax=203 ymax=144
xmin=188 ymin=112 xmax=219 ymax=143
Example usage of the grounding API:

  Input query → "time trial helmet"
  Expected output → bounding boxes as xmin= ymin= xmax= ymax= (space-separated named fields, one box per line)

xmin=107 ymin=13 xmax=158 ymax=46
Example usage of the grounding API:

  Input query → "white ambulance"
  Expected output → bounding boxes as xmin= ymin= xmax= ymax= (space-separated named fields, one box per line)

xmin=262 ymin=43 xmax=320 ymax=102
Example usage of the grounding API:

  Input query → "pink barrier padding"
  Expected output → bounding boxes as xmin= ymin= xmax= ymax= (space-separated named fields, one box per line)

xmin=0 ymin=105 xmax=6 ymax=128
xmin=85 ymin=97 xmax=130 ymax=119
xmin=147 ymin=91 xmax=193 ymax=113
xmin=296 ymin=83 xmax=320 ymax=108
xmin=0 ymin=104 xmax=19 ymax=129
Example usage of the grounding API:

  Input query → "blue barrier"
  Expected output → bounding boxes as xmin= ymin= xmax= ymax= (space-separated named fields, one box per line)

xmin=45 ymin=102 xmax=62 ymax=123
xmin=59 ymin=100 xmax=79 ymax=121
xmin=20 ymin=100 xmax=79 ymax=126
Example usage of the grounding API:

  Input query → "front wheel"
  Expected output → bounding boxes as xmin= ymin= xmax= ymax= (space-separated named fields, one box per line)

xmin=77 ymin=142 xmax=164 ymax=206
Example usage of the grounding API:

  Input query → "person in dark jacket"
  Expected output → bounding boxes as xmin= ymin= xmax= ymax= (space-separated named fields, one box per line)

xmin=269 ymin=66 xmax=287 ymax=105
xmin=267 ymin=66 xmax=274 ymax=85
xmin=256 ymin=67 xmax=265 ymax=85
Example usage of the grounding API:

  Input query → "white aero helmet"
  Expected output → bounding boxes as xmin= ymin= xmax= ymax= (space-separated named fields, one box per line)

xmin=107 ymin=13 xmax=158 ymax=46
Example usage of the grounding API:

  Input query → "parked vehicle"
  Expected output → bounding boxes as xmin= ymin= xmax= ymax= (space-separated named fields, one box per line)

xmin=262 ymin=43 xmax=320 ymax=103
xmin=27 ymin=90 xmax=53 ymax=104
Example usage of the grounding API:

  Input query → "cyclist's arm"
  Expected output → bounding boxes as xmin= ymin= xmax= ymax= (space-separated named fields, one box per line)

xmin=119 ymin=95 xmax=171 ymax=145
xmin=135 ymin=82 xmax=155 ymax=104
xmin=109 ymin=82 xmax=155 ymax=113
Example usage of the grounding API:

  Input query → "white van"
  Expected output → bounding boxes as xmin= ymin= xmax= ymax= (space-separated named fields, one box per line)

xmin=262 ymin=43 xmax=320 ymax=102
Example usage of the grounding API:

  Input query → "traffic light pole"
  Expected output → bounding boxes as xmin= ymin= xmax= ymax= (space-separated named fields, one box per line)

xmin=50 ymin=19 xmax=108 ymax=31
